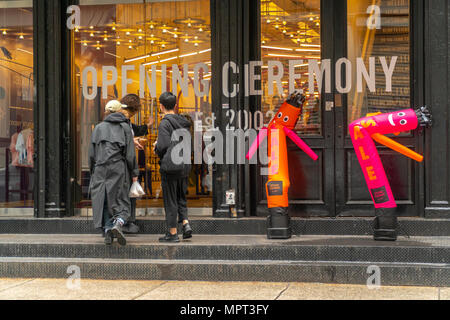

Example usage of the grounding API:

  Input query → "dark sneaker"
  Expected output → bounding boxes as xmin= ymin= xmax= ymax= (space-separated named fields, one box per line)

xmin=111 ymin=220 xmax=127 ymax=246
xmin=104 ymin=229 xmax=114 ymax=245
xmin=159 ymin=233 xmax=180 ymax=243
xmin=122 ymin=222 xmax=140 ymax=234
xmin=182 ymin=223 xmax=193 ymax=239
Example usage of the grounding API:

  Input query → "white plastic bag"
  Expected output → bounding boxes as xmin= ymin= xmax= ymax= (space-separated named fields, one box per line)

xmin=129 ymin=181 xmax=145 ymax=198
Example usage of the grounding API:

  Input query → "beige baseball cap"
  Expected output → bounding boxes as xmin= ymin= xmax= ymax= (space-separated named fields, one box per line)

xmin=105 ymin=100 xmax=127 ymax=113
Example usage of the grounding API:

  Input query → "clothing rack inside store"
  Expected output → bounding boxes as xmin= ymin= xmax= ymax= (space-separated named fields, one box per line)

xmin=4 ymin=148 xmax=33 ymax=204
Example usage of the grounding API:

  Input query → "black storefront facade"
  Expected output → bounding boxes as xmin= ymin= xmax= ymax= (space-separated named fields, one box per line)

xmin=1 ymin=0 xmax=449 ymax=223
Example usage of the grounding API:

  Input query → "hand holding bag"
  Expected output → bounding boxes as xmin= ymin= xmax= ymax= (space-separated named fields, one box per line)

xmin=129 ymin=181 xmax=145 ymax=198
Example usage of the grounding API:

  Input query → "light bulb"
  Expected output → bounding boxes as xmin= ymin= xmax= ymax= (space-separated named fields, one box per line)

xmin=112 ymin=26 xmax=116 ymax=31
xmin=150 ymin=25 xmax=154 ymax=29
xmin=150 ymin=40 xmax=154 ymax=44
xmin=275 ymin=25 xmax=279 ymax=29
xmin=163 ymin=29 xmax=167 ymax=33
xmin=199 ymin=27 xmax=203 ymax=32
xmin=194 ymin=43 xmax=198 ymax=46
xmin=126 ymin=31 xmax=130 ymax=35
xmin=162 ymin=44 xmax=166 ymax=48
xmin=283 ymin=20 xmax=286 ymax=25
xmin=117 ymin=41 xmax=121 ymax=45
xmin=266 ymin=19 xmax=271 ymax=24
xmin=83 ymin=42 xmax=87 ymax=46
xmin=19 ymin=34 xmax=24 ymax=40
xmin=185 ymin=38 xmax=188 ymax=42
xmin=138 ymin=36 xmax=143 ymax=40
xmin=75 ymin=28 xmax=79 ymax=32
xmin=96 ymin=46 xmax=100 ymax=50
xmin=89 ymin=26 xmax=94 ymax=29
xmin=104 ymin=37 xmax=108 ymax=41
xmin=90 ymin=32 xmax=94 ymax=37
xmin=138 ymin=28 xmax=142 ymax=32
xmin=174 ymin=34 xmax=178 ymax=38
xmin=128 ymin=45 xmax=132 ymax=49
xmin=2 ymin=30 xmax=6 ymax=35
xmin=283 ymin=29 xmax=286 ymax=33
xmin=188 ymin=23 xmax=191 ymax=27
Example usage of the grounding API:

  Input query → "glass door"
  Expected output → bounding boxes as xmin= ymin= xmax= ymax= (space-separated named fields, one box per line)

xmin=335 ymin=0 xmax=420 ymax=217
xmin=69 ymin=0 xmax=213 ymax=216
xmin=256 ymin=0 xmax=336 ymax=217
xmin=0 ymin=0 xmax=34 ymax=216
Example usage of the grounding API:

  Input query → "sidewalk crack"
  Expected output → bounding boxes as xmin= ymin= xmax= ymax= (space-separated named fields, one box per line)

xmin=131 ymin=281 xmax=168 ymax=300
xmin=274 ymin=283 xmax=290 ymax=300
xmin=0 ymin=278 xmax=36 ymax=293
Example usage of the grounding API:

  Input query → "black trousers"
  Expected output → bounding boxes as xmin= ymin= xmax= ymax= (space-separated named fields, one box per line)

xmin=128 ymin=198 xmax=136 ymax=223
xmin=161 ymin=175 xmax=188 ymax=229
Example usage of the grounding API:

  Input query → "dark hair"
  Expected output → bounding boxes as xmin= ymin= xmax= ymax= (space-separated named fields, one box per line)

xmin=120 ymin=94 xmax=141 ymax=114
xmin=159 ymin=91 xmax=177 ymax=110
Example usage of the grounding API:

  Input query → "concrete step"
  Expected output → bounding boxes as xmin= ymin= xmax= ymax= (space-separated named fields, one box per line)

xmin=1 ymin=234 xmax=450 ymax=264
xmin=1 ymin=234 xmax=449 ymax=286
xmin=1 ymin=256 xmax=449 ymax=286
xmin=1 ymin=217 xmax=450 ymax=236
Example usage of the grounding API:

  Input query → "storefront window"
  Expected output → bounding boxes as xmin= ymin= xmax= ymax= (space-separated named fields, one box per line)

xmin=72 ymin=0 xmax=212 ymax=214
xmin=260 ymin=0 xmax=321 ymax=135
xmin=0 ymin=1 xmax=34 ymax=216
xmin=347 ymin=0 xmax=410 ymax=124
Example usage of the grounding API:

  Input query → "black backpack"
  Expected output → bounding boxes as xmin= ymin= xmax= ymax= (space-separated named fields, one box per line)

xmin=159 ymin=118 xmax=191 ymax=176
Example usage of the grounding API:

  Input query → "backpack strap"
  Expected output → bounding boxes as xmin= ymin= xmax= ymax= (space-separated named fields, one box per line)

xmin=119 ymin=122 xmax=132 ymax=159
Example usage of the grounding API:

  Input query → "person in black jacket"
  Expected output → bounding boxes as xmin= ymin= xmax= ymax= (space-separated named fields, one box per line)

xmin=154 ymin=92 xmax=193 ymax=242
xmin=89 ymin=102 xmax=139 ymax=246
xmin=119 ymin=94 xmax=154 ymax=234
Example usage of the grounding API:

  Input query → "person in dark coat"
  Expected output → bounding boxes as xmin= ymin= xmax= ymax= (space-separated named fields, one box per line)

xmin=89 ymin=101 xmax=139 ymax=245
xmin=153 ymin=92 xmax=193 ymax=243
xmin=119 ymin=94 xmax=154 ymax=234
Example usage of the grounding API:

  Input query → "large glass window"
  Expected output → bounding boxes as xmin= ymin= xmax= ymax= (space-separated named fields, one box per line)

xmin=261 ymin=0 xmax=321 ymax=135
xmin=72 ymin=1 xmax=212 ymax=214
xmin=0 ymin=1 xmax=34 ymax=216
xmin=347 ymin=0 xmax=410 ymax=124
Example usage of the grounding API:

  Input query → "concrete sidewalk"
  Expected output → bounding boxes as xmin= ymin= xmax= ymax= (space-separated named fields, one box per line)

xmin=0 ymin=278 xmax=448 ymax=300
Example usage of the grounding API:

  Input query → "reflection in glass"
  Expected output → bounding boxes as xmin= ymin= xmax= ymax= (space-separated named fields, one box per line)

xmin=72 ymin=1 xmax=212 ymax=210
xmin=347 ymin=0 xmax=410 ymax=125
xmin=261 ymin=0 xmax=321 ymax=135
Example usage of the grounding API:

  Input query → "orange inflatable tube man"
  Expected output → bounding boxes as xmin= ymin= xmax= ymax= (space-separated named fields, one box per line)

xmin=247 ymin=91 xmax=318 ymax=239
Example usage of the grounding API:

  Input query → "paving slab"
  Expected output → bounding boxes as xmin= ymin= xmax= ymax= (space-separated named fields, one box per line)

xmin=278 ymin=282 xmax=440 ymax=300
xmin=136 ymin=280 xmax=288 ymax=300
xmin=0 ymin=278 xmax=34 ymax=292
xmin=439 ymin=288 xmax=450 ymax=300
xmin=0 ymin=278 xmax=165 ymax=300
xmin=0 ymin=278 xmax=446 ymax=300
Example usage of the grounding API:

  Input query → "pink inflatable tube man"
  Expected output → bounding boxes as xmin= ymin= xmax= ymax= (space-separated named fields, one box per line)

xmin=349 ymin=106 xmax=432 ymax=241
